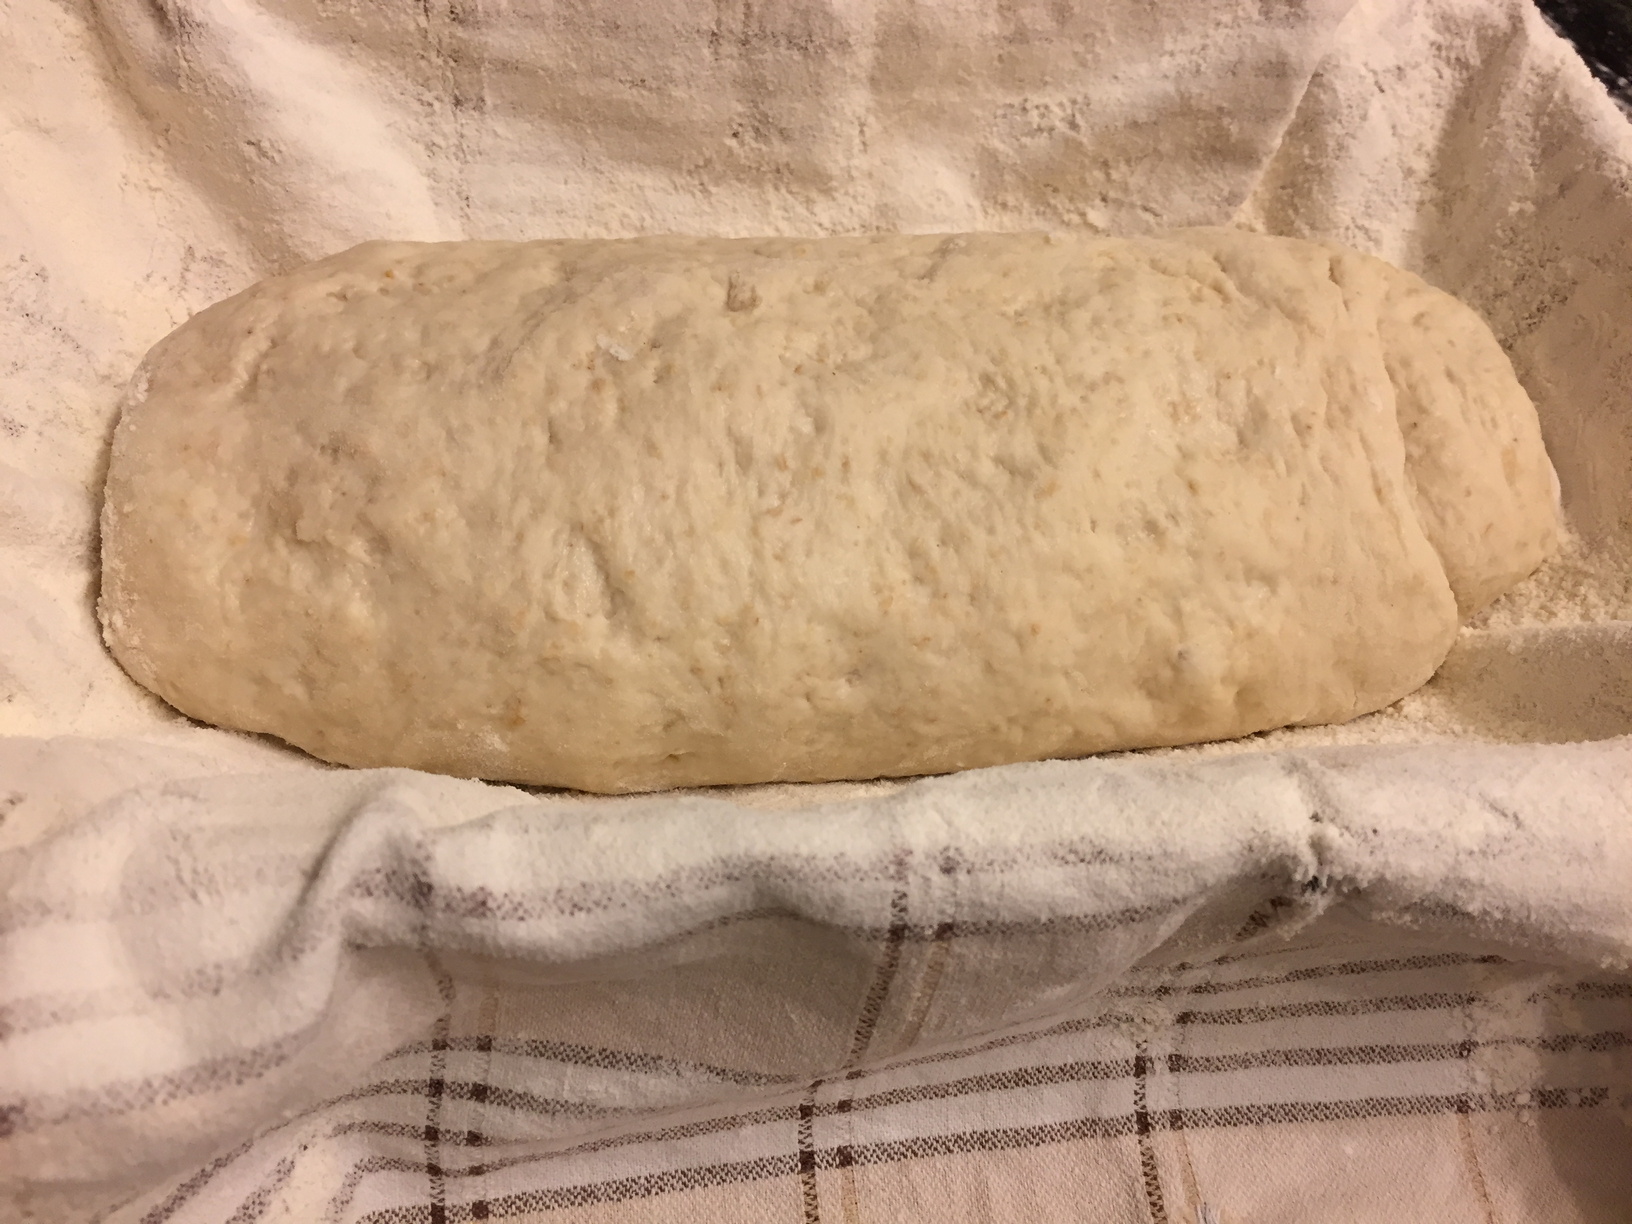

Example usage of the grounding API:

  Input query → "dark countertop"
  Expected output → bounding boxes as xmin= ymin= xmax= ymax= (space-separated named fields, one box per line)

xmin=1536 ymin=0 xmax=1632 ymax=112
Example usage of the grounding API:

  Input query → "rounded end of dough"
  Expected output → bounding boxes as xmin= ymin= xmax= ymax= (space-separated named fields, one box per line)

xmin=1333 ymin=249 xmax=1563 ymax=620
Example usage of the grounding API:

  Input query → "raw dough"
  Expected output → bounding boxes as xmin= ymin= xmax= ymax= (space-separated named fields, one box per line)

xmin=98 ymin=228 xmax=1559 ymax=792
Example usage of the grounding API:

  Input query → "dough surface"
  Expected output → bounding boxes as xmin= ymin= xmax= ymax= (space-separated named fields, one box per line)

xmin=99 ymin=228 xmax=1559 ymax=792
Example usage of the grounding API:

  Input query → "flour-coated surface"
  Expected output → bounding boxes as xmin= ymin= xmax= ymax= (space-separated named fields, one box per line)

xmin=98 ymin=229 xmax=1558 ymax=791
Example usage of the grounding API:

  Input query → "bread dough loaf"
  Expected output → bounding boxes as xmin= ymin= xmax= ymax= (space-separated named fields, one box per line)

xmin=99 ymin=228 xmax=1559 ymax=792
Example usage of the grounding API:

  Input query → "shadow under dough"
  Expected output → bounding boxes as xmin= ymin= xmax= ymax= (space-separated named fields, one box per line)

xmin=1426 ymin=622 xmax=1632 ymax=744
